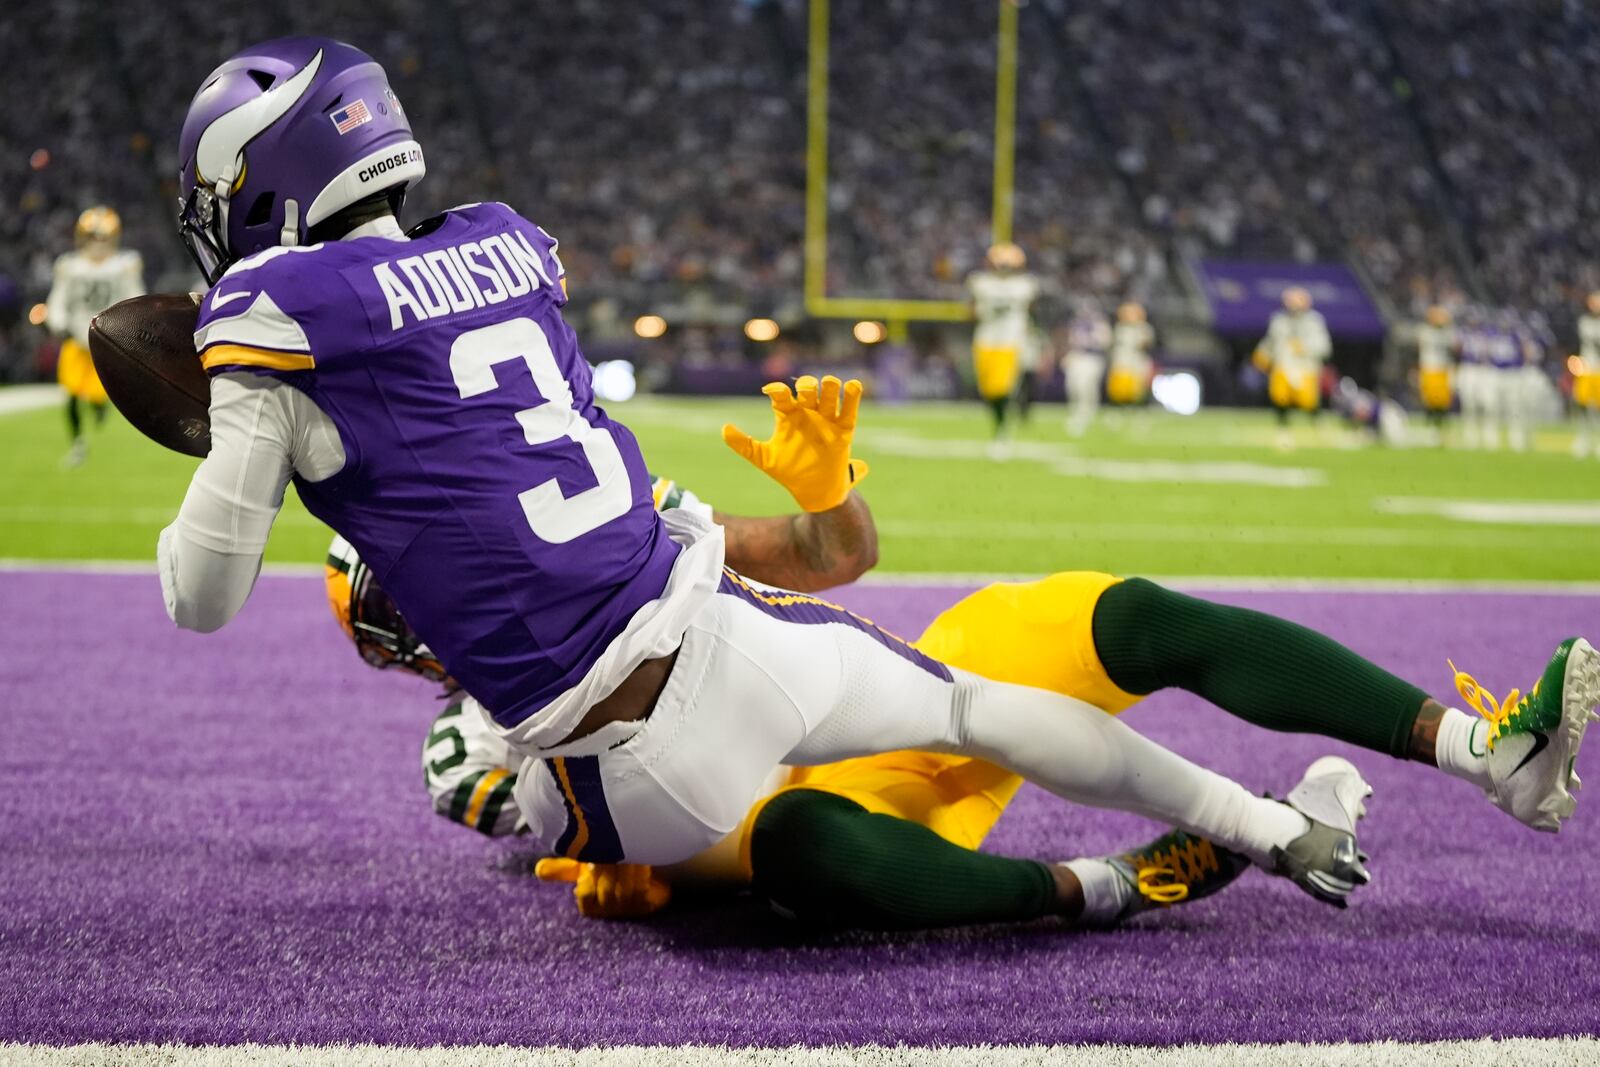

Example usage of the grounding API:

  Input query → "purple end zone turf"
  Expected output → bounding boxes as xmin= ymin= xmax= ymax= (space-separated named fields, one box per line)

xmin=2 ymin=571 xmax=1598 ymax=1047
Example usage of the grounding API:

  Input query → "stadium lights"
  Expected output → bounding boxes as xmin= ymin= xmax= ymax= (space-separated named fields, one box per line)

xmin=1151 ymin=371 xmax=1202 ymax=416
xmin=633 ymin=314 xmax=667 ymax=339
xmin=592 ymin=360 xmax=637 ymax=403
xmin=853 ymin=321 xmax=887 ymax=344
xmin=744 ymin=318 xmax=780 ymax=342
xmin=27 ymin=303 xmax=47 ymax=326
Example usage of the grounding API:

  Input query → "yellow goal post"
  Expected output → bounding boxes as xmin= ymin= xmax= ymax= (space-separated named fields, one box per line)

xmin=803 ymin=0 xmax=1020 ymax=327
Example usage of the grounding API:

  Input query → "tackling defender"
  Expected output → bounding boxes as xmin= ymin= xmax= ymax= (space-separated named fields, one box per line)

xmin=45 ymin=206 xmax=145 ymax=467
xmin=159 ymin=39 xmax=1589 ymax=927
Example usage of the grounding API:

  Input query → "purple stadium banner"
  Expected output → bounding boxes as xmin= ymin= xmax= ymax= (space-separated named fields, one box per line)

xmin=1198 ymin=260 xmax=1386 ymax=340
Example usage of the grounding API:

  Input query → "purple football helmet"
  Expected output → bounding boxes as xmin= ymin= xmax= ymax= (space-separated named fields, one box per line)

xmin=176 ymin=36 xmax=426 ymax=284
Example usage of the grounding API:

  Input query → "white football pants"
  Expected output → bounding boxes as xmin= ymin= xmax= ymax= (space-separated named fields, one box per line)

xmin=514 ymin=573 xmax=1301 ymax=867
xmin=1064 ymin=353 xmax=1106 ymax=435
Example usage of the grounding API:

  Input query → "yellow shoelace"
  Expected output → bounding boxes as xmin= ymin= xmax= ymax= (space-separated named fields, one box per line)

xmin=1449 ymin=659 xmax=1524 ymax=752
xmin=1135 ymin=866 xmax=1189 ymax=905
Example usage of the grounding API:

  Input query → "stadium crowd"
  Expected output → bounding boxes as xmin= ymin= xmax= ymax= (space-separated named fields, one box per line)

xmin=2 ymin=0 xmax=1596 ymax=361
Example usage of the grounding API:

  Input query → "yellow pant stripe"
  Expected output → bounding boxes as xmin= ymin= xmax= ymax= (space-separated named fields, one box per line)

xmin=463 ymin=768 xmax=510 ymax=829
xmin=551 ymin=758 xmax=591 ymax=859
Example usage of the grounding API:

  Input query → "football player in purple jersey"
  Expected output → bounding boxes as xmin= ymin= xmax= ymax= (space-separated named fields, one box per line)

xmin=161 ymin=38 xmax=1593 ymax=924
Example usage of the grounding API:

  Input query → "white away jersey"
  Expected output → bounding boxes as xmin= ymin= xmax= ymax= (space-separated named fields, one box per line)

xmin=46 ymin=250 xmax=144 ymax=347
xmin=1110 ymin=320 xmax=1155 ymax=373
xmin=423 ymin=695 xmax=525 ymax=838
xmin=967 ymin=271 xmax=1040 ymax=349
xmin=1262 ymin=309 xmax=1331 ymax=376
xmin=1417 ymin=324 xmax=1457 ymax=372
xmin=1579 ymin=315 xmax=1600 ymax=373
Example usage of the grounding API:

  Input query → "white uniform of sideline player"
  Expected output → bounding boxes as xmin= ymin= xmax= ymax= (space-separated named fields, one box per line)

xmin=1486 ymin=313 xmax=1531 ymax=453
xmin=45 ymin=207 xmax=145 ymax=466
xmin=1575 ymin=293 xmax=1600 ymax=458
xmin=1256 ymin=288 xmax=1331 ymax=449
xmin=1414 ymin=305 xmax=1456 ymax=434
xmin=1456 ymin=311 xmax=1493 ymax=449
xmin=1062 ymin=304 xmax=1110 ymax=437
xmin=966 ymin=243 xmax=1040 ymax=450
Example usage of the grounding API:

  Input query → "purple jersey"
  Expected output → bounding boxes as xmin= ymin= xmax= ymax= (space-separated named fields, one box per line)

xmin=194 ymin=203 xmax=681 ymax=727
xmin=1068 ymin=313 xmax=1111 ymax=355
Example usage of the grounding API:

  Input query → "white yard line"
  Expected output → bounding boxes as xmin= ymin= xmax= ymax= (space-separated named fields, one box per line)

xmin=0 ymin=383 xmax=62 ymax=416
xmin=1376 ymin=496 xmax=1600 ymax=526
xmin=1 ymin=1039 xmax=1594 ymax=1067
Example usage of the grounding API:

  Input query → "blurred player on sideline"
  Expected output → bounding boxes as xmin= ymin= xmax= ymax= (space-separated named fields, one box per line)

xmin=1062 ymin=301 xmax=1110 ymax=438
xmin=1488 ymin=310 xmax=1531 ymax=452
xmin=966 ymin=242 xmax=1039 ymax=455
xmin=1415 ymin=304 xmax=1457 ymax=434
xmin=1456 ymin=306 xmax=1493 ymax=448
xmin=1106 ymin=301 xmax=1156 ymax=419
xmin=1016 ymin=323 xmax=1049 ymax=424
xmin=1574 ymin=292 xmax=1600 ymax=459
xmin=1254 ymin=287 xmax=1330 ymax=450
xmin=45 ymin=206 xmax=145 ymax=466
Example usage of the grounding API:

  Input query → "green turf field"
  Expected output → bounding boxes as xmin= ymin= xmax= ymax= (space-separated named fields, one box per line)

xmin=3 ymin=390 xmax=1596 ymax=580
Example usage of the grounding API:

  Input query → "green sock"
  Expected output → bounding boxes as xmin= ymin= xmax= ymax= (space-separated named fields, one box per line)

xmin=750 ymin=789 xmax=1056 ymax=930
xmin=1092 ymin=578 xmax=1428 ymax=758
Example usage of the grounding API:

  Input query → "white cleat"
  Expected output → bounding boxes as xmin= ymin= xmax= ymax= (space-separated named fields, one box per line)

xmin=1269 ymin=755 xmax=1373 ymax=908
xmin=1461 ymin=637 xmax=1600 ymax=833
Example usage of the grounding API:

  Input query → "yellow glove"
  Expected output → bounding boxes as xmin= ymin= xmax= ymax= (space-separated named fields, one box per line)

xmin=721 ymin=375 xmax=870 ymax=512
xmin=1251 ymin=347 xmax=1273 ymax=373
xmin=535 ymin=857 xmax=671 ymax=920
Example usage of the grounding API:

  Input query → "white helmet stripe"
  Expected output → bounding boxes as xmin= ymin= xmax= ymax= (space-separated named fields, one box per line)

xmin=195 ymin=49 xmax=324 ymax=195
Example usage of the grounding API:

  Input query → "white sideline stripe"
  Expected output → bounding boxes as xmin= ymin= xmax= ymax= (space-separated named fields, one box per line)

xmin=0 ymin=384 xmax=61 ymax=416
xmin=1 ymin=1039 xmax=1595 ymax=1066
xmin=876 ymin=518 xmax=1591 ymax=549
xmin=3 ymin=559 xmax=1600 ymax=596
xmin=854 ymin=573 xmax=1600 ymax=596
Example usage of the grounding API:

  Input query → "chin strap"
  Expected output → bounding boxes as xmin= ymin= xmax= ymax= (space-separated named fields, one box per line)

xmin=280 ymin=198 xmax=300 ymax=247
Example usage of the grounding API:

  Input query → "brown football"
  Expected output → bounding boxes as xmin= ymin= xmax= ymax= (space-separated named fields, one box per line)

xmin=88 ymin=293 xmax=210 ymax=457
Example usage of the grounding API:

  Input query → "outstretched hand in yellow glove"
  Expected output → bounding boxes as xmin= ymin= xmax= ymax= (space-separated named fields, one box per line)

xmin=721 ymin=374 xmax=870 ymax=512
xmin=534 ymin=857 xmax=671 ymax=920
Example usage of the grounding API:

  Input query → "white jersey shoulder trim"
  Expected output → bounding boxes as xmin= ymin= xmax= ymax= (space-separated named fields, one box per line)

xmin=194 ymin=291 xmax=312 ymax=355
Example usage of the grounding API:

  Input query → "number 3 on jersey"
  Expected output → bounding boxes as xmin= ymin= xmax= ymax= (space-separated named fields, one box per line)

xmin=450 ymin=317 xmax=631 ymax=544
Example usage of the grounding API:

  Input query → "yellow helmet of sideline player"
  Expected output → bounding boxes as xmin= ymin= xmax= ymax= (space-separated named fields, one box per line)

xmin=1117 ymin=301 xmax=1146 ymax=324
xmin=1283 ymin=286 xmax=1312 ymax=313
xmin=1425 ymin=304 xmax=1451 ymax=327
xmin=75 ymin=206 xmax=122 ymax=252
xmin=986 ymin=242 xmax=1026 ymax=272
xmin=325 ymin=535 xmax=451 ymax=683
